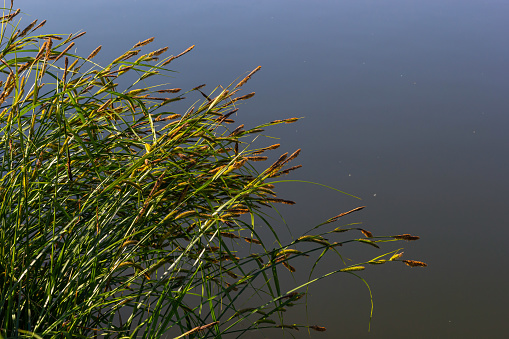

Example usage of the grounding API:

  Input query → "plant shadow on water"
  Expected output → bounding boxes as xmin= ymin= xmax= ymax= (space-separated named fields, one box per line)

xmin=0 ymin=3 xmax=425 ymax=338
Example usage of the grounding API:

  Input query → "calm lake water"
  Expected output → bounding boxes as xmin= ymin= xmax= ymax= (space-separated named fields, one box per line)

xmin=22 ymin=0 xmax=509 ymax=337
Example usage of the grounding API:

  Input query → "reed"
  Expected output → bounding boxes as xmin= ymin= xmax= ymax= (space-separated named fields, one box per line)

xmin=0 ymin=4 xmax=425 ymax=338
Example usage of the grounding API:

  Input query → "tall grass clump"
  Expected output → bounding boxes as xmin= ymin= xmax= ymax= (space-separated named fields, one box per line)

xmin=0 ymin=4 xmax=426 ymax=338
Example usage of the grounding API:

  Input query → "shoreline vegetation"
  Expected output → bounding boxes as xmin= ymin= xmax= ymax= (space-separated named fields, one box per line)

xmin=0 ymin=3 xmax=426 ymax=338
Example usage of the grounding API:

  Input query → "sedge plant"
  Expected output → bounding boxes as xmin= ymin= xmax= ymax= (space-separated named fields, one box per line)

xmin=0 ymin=4 xmax=426 ymax=338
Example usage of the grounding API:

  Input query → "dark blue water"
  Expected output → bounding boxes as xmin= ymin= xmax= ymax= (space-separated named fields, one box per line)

xmin=21 ymin=0 xmax=509 ymax=337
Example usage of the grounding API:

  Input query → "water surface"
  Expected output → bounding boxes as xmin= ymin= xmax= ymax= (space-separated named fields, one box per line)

xmin=21 ymin=0 xmax=509 ymax=337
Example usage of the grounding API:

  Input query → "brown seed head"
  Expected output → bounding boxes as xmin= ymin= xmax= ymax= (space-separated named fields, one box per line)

xmin=393 ymin=234 xmax=420 ymax=241
xmin=282 ymin=262 xmax=296 ymax=272
xmin=3 ymin=8 xmax=20 ymax=22
xmin=226 ymin=270 xmax=238 ymax=279
xmin=328 ymin=206 xmax=365 ymax=223
xmin=235 ymin=65 xmax=262 ymax=89
xmin=278 ymin=165 xmax=302 ymax=176
xmin=310 ymin=325 xmax=327 ymax=332
xmin=220 ymin=232 xmax=240 ymax=239
xmin=161 ymin=45 xmax=195 ymax=66
xmin=402 ymin=260 xmax=427 ymax=268
xmin=133 ymin=37 xmax=154 ymax=48
xmin=284 ymin=117 xmax=299 ymax=123
xmin=265 ymin=198 xmax=296 ymax=205
xmin=157 ymin=88 xmax=181 ymax=93
xmin=53 ymin=42 xmax=75 ymax=62
xmin=282 ymin=148 xmax=301 ymax=165
xmin=252 ymin=143 xmax=280 ymax=155
xmin=44 ymin=39 xmax=53 ymax=61
xmin=86 ymin=45 xmax=102 ymax=60
xmin=229 ymin=124 xmax=244 ymax=137
xmin=244 ymin=237 xmax=262 ymax=245
xmin=361 ymin=229 xmax=373 ymax=238
xmin=232 ymin=158 xmax=248 ymax=169
xmin=19 ymin=19 xmax=37 ymax=38
xmin=247 ymin=156 xmax=268 ymax=162
xmin=267 ymin=152 xmax=288 ymax=172
xmin=231 ymin=92 xmax=255 ymax=103
xmin=69 ymin=31 xmax=86 ymax=42
xmin=32 ymin=20 xmax=46 ymax=32
xmin=149 ymin=46 xmax=168 ymax=57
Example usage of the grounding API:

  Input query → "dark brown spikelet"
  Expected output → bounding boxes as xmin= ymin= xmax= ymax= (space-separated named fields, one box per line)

xmin=246 ymin=156 xmax=268 ymax=162
xmin=267 ymin=152 xmax=288 ymax=172
xmin=3 ymin=8 xmax=20 ymax=22
xmin=180 ymin=321 xmax=219 ymax=337
xmin=157 ymin=88 xmax=181 ymax=93
xmin=246 ymin=128 xmax=264 ymax=134
xmin=53 ymin=42 xmax=75 ymax=62
xmin=402 ymin=260 xmax=427 ymax=268
xmin=282 ymin=262 xmax=296 ymax=272
xmin=232 ymin=158 xmax=247 ymax=169
xmin=360 ymin=229 xmax=373 ymax=238
xmin=17 ymin=62 xmax=30 ymax=73
xmin=32 ymin=19 xmax=46 ymax=32
xmin=80 ymin=85 xmax=93 ymax=94
xmin=393 ymin=234 xmax=420 ymax=241
xmin=220 ymin=254 xmax=240 ymax=262
xmin=235 ymin=65 xmax=262 ymax=89
xmin=244 ymin=237 xmax=262 ymax=245
xmin=19 ymin=19 xmax=37 ymax=38
xmin=284 ymin=117 xmax=299 ymax=123
xmin=114 ymin=50 xmax=140 ymax=62
xmin=155 ymin=113 xmax=181 ymax=122
xmin=69 ymin=31 xmax=86 ymax=42
xmin=229 ymin=124 xmax=244 ymax=137
xmin=268 ymin=150 xmax=300 ymax=177
xmin=62 ymin=57 xmax=68 ymax=85
xmin=216 ymin=108 xmax=238 ymax=124
xmin=43 ymin=38 xmax=53 ymax=61
xmin=133 ymin=37 xmax=154 ymax=48
xmin=141 ymin=96 xmax=171 ymax=101
xmin=226 ymin=270 xmax=238 ymax=279
xmin=192 ymin=84 xmax=206 ymax=91
xmin=252 ymin=143 xmax=280 ymax=155
xmin=328 ymin=206 xmax=366 ymax=223
xmin=87 ymin=45 xmax=102 ymax=60
xmin=220 ymin=232 xmax=240 ymax=239
xmin=278 ymin=165 xmax=302 ymax=176
xmin=161 ymin=45 xmax=195 ymax=66
xmin=274 ymin=254 xmax=289 ymax=263
xmin=149 ymin=46 xmax=168 ymax=57
xmin=282 ymin=148 xmax=301 ymax=165
xmin=310 ymin=325 xmax=327 ymax=332
xmin=43 ymin=35 xmax=62 ymax=41
xmin=265 ymin=198 xmax=296 ymax=205
xmin=231 ymin=92 xmax=255 ymax=103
